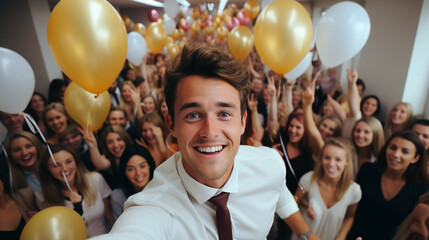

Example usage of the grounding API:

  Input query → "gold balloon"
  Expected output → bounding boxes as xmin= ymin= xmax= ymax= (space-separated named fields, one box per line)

xmin=171 ymin=29 xmax=181 ymax=41
xmin=191 ymin=21 xmax=201 ymax=35
xmin=20 ymin=206 xmax=86 ymax=240
xmin=217 ymin=26 xmax=228 ymax=40
xmin=64 ymin=82 xmax=110 ymax=131
xmin=228 ymin=26 xmax=254 ymax=61
xmin=121 ymin=15 xmax=132 ymax=31
xmin=47 ymin=0 xmax=127 ymax=94
xmin=179 ymin=41 xmax=186 ymax=50
xmin=204 ymin=25 xmax=215 ymax=36
xmin=144 ymin=22 xmax=168 ymax=54
xmin=132 ymin=23 xmax=146 ymax=36
xmin=244 ymin=0 xmax=260 ymax=20
xmin=167 ymin=36 xmax=174 ymax=45
xmin=168 ymin=43 xmax=181 ymax=59
xmin=254 ymin=0 xmax=313 ymax=74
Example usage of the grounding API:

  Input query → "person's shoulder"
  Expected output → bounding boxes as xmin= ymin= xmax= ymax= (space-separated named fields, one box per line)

xmin=86 ymin=171 xmax=104 ymax=182
xmin=237 ymin=145 xmax=282 ymax=160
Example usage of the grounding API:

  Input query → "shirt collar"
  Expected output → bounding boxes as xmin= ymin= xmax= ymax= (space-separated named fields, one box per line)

xmin=177 ymin=155 xmax=239 ymax=205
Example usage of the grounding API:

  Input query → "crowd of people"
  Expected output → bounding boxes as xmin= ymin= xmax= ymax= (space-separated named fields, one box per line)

xmin=0 ymin=41 xmax=428 ymax=240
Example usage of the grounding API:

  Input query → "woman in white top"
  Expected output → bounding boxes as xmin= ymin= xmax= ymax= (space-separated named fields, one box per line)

xmin=36 ymin=144 xmax=113 ymax=237
xmin=294 ymin=138 xmax=361 ymax=240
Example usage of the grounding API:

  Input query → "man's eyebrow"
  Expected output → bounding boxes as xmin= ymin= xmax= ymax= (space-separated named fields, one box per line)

xmin=178 ymin=102 xmax=200 ymax=113
xmin=217 ymin=102 xmax=238 ymax=109
xmin=178 ymin=102 xmax=238 ymax=112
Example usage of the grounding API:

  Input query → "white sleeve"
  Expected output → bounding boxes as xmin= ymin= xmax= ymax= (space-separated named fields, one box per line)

xmin=111 ymin=189 xmax=126 ymax=221
xmin=92 ymin=172 xmax=112 ymax=198
xmin=276 ymin=183 xmax=299 ymax=219
xmin=299 ymin=172 xmax=312 ymax=192
xmin=351 ymin=182 xmax=362 ymax=204
xmin=89 ymin=205 xmax=173 ymax=240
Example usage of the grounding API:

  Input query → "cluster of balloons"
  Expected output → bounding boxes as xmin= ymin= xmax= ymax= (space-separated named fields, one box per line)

xmin=47 ymin=0 xmax=127 ymax=130
xmin=254 ymin=0 xmax=370 ymax=78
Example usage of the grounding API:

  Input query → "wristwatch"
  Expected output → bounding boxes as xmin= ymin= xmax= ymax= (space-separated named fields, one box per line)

xmin=298 ymin=230 xmax=313 ymax=240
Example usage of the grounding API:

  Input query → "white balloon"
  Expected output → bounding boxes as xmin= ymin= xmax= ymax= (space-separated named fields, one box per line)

xmin=126 ymin=32 xmax=147 ymax=66
xmin=316 ymin=1 xmax=370 ymax=67
xmin=164 ymin=0 xmax=179 ymax=18
xmin=164 ymin=17 xmax=176 ymax=35
xmin=284 ymin=52 xmax=312 ymax=80
xmin=0 ymin=47 xmax=35 ymax=114
xmin=186 ymin=15 xmax=193 ymax=25
xmin=261 ymin=0 xmax=275 ymax=11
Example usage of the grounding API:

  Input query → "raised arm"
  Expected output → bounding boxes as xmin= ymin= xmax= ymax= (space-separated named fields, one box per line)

xmin=302 ymin=84 xmax=324 ymax=157
xmin=247 ymin=93 xmax=264 ymax=142
xmin=78 ymin=125 xmax=112 ymax=170
xmin=347 ymin=68 xmax=360 ymax=117
xmin=266 ymin=76 xmax=279 ymax=139
xmin=280 ymin=79 xmax=295 ymax=128
xmin=327 ymin=95 xmax=346 ymax=123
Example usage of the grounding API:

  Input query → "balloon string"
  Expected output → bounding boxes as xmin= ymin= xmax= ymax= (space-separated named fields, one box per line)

xmin=277 ymin=75 xmax=282 ymax=102
xmin=1 ymin=143 xmax=14 ymax=195
xmin=311 ymin=69 xmax=322 ymax=88
xmin=23 ymin=113 xmax=72 ymax=191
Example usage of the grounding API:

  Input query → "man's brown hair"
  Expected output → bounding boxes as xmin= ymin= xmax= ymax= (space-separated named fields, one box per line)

xmin=164 ymin=43 xmax=251 ymax=123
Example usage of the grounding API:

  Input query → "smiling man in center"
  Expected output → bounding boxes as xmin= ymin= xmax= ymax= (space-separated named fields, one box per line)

xmin=92 ymin=44 xmax=320 ymax=240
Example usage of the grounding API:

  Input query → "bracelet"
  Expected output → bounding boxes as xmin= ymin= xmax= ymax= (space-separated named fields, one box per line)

xmin=298 ymin=230 xmax=313 ymax=240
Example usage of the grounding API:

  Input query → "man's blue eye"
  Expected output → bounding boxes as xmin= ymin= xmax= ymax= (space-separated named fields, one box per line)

xmin=187 ymin=113 xmax=199 ymax=119
xmin=220 ymin=112 xmax=231 ymax=118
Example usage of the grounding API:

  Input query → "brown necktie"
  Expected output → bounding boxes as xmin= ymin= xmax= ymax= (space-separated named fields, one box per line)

xmin=209 ymin=192 xmax=233 ymax=240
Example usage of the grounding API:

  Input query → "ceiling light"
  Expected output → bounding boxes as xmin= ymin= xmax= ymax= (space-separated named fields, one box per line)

xmin=132 ymin=0 xmax=164 ymax=7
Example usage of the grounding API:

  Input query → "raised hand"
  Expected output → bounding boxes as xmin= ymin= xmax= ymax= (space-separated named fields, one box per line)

xmin=247 ymin=93 xmax=258 ymax=111
xmin=78 ymin=125 xmax=97 ymax=148
xmin=301 ymin=83 xmax=315 ymax=107
xmin=267 ymin=76 xmax=277 ymax=97
xmin=347 ymin=68 xmax=358 ymax=85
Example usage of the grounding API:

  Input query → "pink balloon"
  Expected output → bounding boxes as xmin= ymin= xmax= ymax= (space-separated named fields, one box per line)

xmin=227 ymin=17 xmax=240 ymax=31
xmin=237 ymin=10 xmax=251 ymax=26
xmin=180 ymin=20 xmax=189 ymax=32
xmin=148 ymin=9 xmax=159 ymax=22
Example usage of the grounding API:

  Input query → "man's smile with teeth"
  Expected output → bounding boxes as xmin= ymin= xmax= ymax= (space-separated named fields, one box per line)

xmin=195 ymin=146 xmax=224 ymax=153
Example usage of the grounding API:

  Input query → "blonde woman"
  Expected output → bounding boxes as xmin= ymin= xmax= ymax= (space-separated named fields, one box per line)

xmin=120 ymin=81 xmax=144 ymax=123
xmin=36 ymin=144 xmax=113 ymax=237
xmin=42 ymin=102 xmax=72 ymax=144
xmin=4 ymin=131 xmax=47 ymax=192
xmin=294 ymin=138 xmax=361 ymax=240
xmin=384 ymin=102 xmax=414 ymax=140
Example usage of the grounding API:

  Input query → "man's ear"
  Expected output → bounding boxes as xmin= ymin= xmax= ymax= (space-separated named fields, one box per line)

xmin=240 ymin=110 xmax=248 ymax=135
xmin=164 ymin=113 xmax=176 ymax=137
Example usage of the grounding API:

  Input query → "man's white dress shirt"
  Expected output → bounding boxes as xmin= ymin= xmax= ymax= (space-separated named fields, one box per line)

xmin=91 ymin=145 xmax=298 ymax=240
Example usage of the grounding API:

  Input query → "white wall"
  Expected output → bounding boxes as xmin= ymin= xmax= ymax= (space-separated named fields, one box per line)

xmin=358 ymin=0 xmax=423 ymax=120
xmin=403 ymin=0 xmax=429 ymax=118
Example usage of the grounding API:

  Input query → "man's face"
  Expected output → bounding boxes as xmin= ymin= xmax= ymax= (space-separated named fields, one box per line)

xmin=0 ymin=112 xmax=24 ymax=132
xmin=169 ymin=76 xmax=246 ymax=189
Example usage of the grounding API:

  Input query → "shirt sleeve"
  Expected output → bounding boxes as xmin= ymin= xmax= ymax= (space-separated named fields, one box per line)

xmin=275 ymin=183 xmax=299 ymax=219
xmin=92 ymin=172 xmax=112 ymax=199
xmin=88 ymin=205 xmax=173 ymax=240
xmin=351 ymin=182 xmax=362 ymax=204
xmin=299 ymin=171 xmax=312 ymax=193
xmin=111 ymin=189 xmax=126 ymax=221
